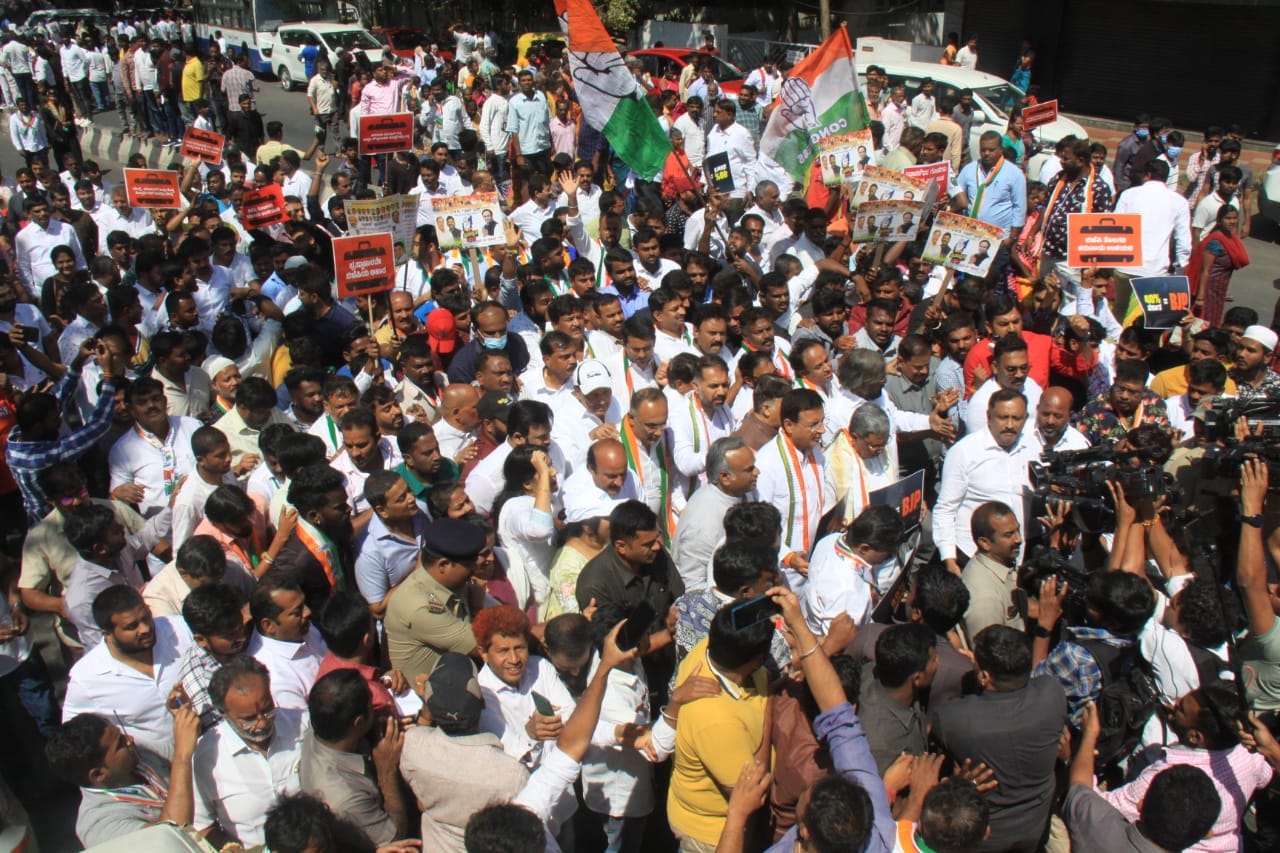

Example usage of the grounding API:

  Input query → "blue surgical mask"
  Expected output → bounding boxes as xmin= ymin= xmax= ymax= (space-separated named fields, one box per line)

xmin=1158 ymin=134 xmax=1169 ymax=144
xmin=1135 ymin=128 xmax=1149 ymax=140
xmin=482 ymin=334 xmax=508 ymax=350
xmin=1165 ymin=146 xmax=1182 ymax=159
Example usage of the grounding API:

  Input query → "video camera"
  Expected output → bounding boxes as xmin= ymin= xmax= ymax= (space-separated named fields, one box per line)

xmin=1029 ymin=445 xmax=1173 ymax=533
xmin=1198 ymin=394 xmax=1280 ymax=444
xmin=1199 ymin=437 xmax=1280 ymax=489
xmin=1017 ymin=545 xmax=1089 ymax=627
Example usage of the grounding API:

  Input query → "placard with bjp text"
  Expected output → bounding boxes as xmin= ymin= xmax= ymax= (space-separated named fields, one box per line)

xmin=921 ymin=210 xmax=1007 ymax=278
xmin=850 ymin=165 xmax=928 ymax=210
xmin=1067 ymin=213 xmax=1141 ymax=268
xmin=358 ymin=112 xmax=415 ymax=156
xmin=1131 ymin=275 xmax=1191 ymax=330
xmin=870 ymin=470 xmax=926 ymax=533
xmin=1022 ymin=99 xmax=1058 ymax=131
xmin=181 ymin=127 xmax=225 ymax=165
xmin=124 ymin=168 xmax=181 ymax=208
xmin=334 ymin=232 xmax=396 ymax=299
xmin=241 ymin=185 xmax=286 ymax=229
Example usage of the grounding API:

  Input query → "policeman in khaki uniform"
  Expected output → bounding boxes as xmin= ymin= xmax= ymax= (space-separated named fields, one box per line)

xmin=383 ymin=518 xmax=487 ymax=685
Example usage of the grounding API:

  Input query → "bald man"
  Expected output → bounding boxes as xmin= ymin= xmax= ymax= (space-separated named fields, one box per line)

xmin=1031 ymin=386 xmax=1090 ymax=453
xmin=376 ymin=291 xmax=422 ymax=353
xmin=562 ymin=438 xmax=643 ymax=519
xmin=434 ymin=383 xmax=480 ymax=461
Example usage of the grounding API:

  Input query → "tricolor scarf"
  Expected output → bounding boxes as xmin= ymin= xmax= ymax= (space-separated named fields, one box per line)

xmin=620 ymin=415 xmax=676 ymax=547
xmin=89 ymin=760 xmax=169 ymax=808
xmin=296 ymin=519 xmax=346 ymax=592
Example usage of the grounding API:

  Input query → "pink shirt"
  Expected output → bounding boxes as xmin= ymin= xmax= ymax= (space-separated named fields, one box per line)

xmin=315 ymin=653 xmax=395 ymax=714
xmin=359 ymin=74 xmax=411 ymax=115
xmin=549 ymin=116 xmax=576 ymax=158
xmin=1099 ymin=744 xmax=1273 ymax=853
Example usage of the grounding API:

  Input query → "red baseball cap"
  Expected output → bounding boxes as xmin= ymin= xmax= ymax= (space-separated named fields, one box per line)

xmin=426 ymin=309 xmax=459 ymax=354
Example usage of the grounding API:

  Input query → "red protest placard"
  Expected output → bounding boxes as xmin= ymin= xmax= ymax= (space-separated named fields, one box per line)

xmin=1067 ymin=213 xmax=1142 ymax=267
xmin=242 ymin=185 xmax=286 ymax=229
xmin=358 ymin=112 xmax=414 ymax=156
xmin=124 ymin=168 xmax=181 ymax=208
xmin=334 ymin=232 xmax=396 ymax=299
xmin=902 ymin=161 xmax=950 ymax=197
xmin=181 ymin=127 xmax=225 ymax=165
xmin=1023 ymin=99 xmax=1058 ymax=131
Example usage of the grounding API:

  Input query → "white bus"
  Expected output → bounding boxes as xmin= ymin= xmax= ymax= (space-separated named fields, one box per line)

xmin=191 ymin=0 xmax=339 ymax=74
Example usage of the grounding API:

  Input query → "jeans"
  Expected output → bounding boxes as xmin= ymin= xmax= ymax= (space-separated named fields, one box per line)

xmin=601 ymin=815 xmax=646 ymax=853
xmin=12 ymin=72 xmax=35 ymax=107
xmin=90 ymin=80 xmax=110 ymax=111
xmin=210 ymin=92 xmax=228 ymax=134
xmin=163 ymin=92 xmax=185 ymax=140
xmin=144 ymin=91 xmax=164 ymax=136
xmin=0 ymin=651 xmax=59 ymax=738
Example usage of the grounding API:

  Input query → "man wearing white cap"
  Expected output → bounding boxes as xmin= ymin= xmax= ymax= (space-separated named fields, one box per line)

xmin=1232 ymin=325 xmax=1280 ymax=404
xmin=550 ymin=360 xmax=622 ymax=475
xmin=561 ymin=439 xmax=642 ymax=523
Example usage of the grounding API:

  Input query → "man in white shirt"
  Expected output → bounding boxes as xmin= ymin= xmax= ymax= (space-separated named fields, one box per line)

xmin=966 ymin=334 xmax=1043 ymax=435
xmin=881 ymin=86 xmax=907 ymax=152
xmin=192 ymin=656 xmax=308 ymax=847
xmin=549 ymin=360 xmax=623 ymax=476
xmin=1029 ymin=386 xmax=1091 ymax=454
xmin=670 ymin=356 xmax=735 ymax=481
xmin=754 ymin=388 xmax=829 ymax=591
xmin=108 ymin=378 xmax=202 ymax=517
xmin=434 ymin=384 xmax=480 ymax=461
xmin=744 ymin=60 xmax=782 ymax=103
xmin=673 ymin=97 xmax=706 ymax=168
xmin=15 ymin=194 xmax=86 ymax=290
xmin=94 ymin=186 xmax=156 ymax=252
xmin=1190 ymin=165 xmax=1240 ymax=243
xmin=424 ymin=79 xmax=473 ymax=154
xmin=62 ymin=586 xmax=193 ymax=754
xmin=480 ymin=74 xmax=512 ymax=179
xmin=935 ymin=389 xmax=1037 ymax=574
xmin=464 ymin=399 xmax=565 ymax=517
xmin=804 ymin=505 xmax=904 ymax=634
xmin=956 ymin=36 xmax=979 ymax=70
xmin=704 ymin=98 xmax=757 ymax=221
xmin=632 ymin=228 xmax=681 ymax=293
xmin=508 ymin=173 xmax=556 ymax=237
xmin=606 ymin=318 xmax=660 ymax=413
xmin=59 ymin=35 xmax=91 ymax=124
xmin=560 ymin=439 xmax=643 ymax=522
xmin=1113 ymin=159 xmax=1192 ymax=277
xmin=278 ymin=151 xmax=312 ymax=209
xmin=247 ymin=575 xmax=328 ymax=712
xmin=741 ymin=180 xmax=784 ymax=241
xmin=908 ymin=79 xmax=937 ymax=129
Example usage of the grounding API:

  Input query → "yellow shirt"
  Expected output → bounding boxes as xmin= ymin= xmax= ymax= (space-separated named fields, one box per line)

xmin=1149 ymin=362 xmax=1236 ymax=399
xmin=181 ymin=57 xmax=205 ymax=102
xmin=667 ymin=637 xmax=769 ymax=845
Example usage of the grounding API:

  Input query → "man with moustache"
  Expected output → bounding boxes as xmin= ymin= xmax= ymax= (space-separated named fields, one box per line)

xmin=433 ymin=383 xmax=481 ymax=462
xmin=671 ymin=357 xmax=735 ymax=480
xmin=961 ymin=502 xmax=1026 ymax=637
xmin=561 ymin=438 xmax=643 ymax=520
xmin=935 ymin=390 xmax=1038 ymax=576
xmin=672 ymin=436 xmax=760 ymax=593
xmin=176 ymin=583 xmax=252 ymax=730
xmin=275 ymin=464 xmax=355 ymax=608
xmin=1030 ymin=386 xmax=1090 ymax=454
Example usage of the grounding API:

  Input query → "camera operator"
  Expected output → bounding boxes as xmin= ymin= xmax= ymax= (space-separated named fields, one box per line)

xmin=1165 ymin=392 xmax=1238 ymax=514
xmin=1074 ymin=359 xmax=1170 ymax=446
xmin=1165 ymin=358 xmax=1228 ymax=444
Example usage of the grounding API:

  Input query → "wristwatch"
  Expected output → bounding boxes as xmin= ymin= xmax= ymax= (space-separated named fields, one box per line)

xmin=1030 ymin=623 xmax=1054 ymax=639
xmin=1242 ymin=514 xmax=1264 ymax=529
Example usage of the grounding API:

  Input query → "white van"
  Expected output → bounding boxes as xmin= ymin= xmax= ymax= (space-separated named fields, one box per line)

xmin=855 ymin=38 xmax=1087 ymax=157
xmin=265 ymin=22 xmax=384 ymax=90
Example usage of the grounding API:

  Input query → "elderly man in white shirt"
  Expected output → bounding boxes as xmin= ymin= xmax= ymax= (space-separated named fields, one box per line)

xmin=1113 ymin=158 xmax=1192 ymax=277
xmin=934 ymin=389 xmax=1038 ymax=575
xmin=671 ymin=436 xmax=759 ymax=592
xmin=1028 ymin=386 xmax=1091 ymax=454
xmin=62 ymin=588 xmax=193 ymax=754
xmin=192 ymin=656 xmax=308 ymax=847
xmin=560 ymin=439 xmax=642 ymax=523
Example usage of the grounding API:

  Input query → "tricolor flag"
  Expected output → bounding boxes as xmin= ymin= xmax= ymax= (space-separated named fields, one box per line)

xmin=760 ymin=25 xmax=870 ymax=184
xmin=554 ymin=0 xmax=671 ymax=179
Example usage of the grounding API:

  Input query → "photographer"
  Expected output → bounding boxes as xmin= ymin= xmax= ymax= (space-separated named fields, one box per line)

xmin=1165 ymin=358 xmax=1228 ymax=444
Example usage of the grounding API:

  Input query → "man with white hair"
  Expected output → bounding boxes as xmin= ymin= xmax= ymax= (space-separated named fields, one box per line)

xmin=671 ymin=436 xmax=759 ymax=592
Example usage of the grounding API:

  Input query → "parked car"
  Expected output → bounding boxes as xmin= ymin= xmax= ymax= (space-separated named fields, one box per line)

xmin=372 ymin=26 xmax=426 ymax=61
xmin=516 ymin=31 xmax=565 ymax=66
xmin=267 ymin=22 xmax=384 ymax=91
xmin=626 ymin=48 xmax=745 ymax=97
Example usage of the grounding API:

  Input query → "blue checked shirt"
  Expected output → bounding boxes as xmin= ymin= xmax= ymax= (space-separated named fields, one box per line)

xmin=6 ymin=370 xmax=117 ymax=525
xmin=1032 ymin=625 xmax=1132 ymax=724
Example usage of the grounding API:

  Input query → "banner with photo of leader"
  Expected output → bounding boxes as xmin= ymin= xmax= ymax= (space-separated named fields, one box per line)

xmin=347 ymin=193 xmax=419 ymax=264
xmin=357 ymin=112 xmax=415 ymax=156
xmin=124 ymin=168 xmax=182 ymax=208
xmin=849 ymin=164 xmax=928 ymax=209
xmin=428 ymin=192 xmax=505 ymax=250
xmin=850 ymin=199 xmax=926 ymax=244
xmin=241 ymin=184 xmax=287 ymax=228
xmin=817 ymin=128 xmax=875 ymax=186
xmin=1131 ymin=275 xmax=1191 ymax=330
xmin=1067 ymin=213 xmax=1141 ymax=267
xmin=181 ymin=127 xmax=225 ymax=165
xmin=334 ymin=232 xmax=396 ymax=300
xmin=921 ymin=210 xmax=1007 ymax=278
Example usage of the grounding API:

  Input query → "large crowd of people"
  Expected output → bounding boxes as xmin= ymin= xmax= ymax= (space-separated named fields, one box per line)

xmin=0 ymin=8 xmax=1278 ymax=853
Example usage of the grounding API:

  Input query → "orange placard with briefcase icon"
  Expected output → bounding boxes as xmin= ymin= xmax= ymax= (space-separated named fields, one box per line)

xmin=124 ymin=168 xmax=182 ymax=208
xmin=1067 ymin=213 xmax=1142 ymax=267
xmin=334 ymin=232 xmax=395 ymax=299
xmin=357 ymin=112 xmax=414 ymax=156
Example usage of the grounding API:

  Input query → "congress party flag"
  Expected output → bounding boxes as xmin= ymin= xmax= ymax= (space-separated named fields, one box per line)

xmin=554 ymin=0 xmax=671 ymax=179
xmin=760 ymin=24 xmax=871 ymax=184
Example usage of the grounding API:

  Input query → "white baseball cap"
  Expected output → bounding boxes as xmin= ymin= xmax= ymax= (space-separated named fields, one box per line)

xmin=575 ymin=360 xmax=612 ymax=394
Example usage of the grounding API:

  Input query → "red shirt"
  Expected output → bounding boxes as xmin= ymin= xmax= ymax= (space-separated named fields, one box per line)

xmin=962 ymin=330 xmax=1096 ymax=397
xmin=315 ymin=653 xmax=396 ymax=714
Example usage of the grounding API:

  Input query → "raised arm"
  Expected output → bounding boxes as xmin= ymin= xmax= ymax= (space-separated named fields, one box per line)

xmin=1239 ymin=459 xmax=1276 ymax=638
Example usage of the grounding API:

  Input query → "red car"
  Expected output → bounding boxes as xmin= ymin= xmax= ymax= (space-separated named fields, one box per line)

xmin=372 ymin=27 xmax=430 ymax=61
xmin=626 ymin=48 xmax=745 ymax=97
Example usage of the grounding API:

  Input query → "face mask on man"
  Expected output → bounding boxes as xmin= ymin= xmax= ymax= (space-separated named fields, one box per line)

xmin=1165 ymin=146 xmax=1183 ymax=159
xmin=1135 ymin=128 xmax=1149 ymax=140
xmin=482 ymin=334 xmax=508 ymax=350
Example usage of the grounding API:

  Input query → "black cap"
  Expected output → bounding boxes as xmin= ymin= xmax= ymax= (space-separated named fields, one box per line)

xmin=422 ymin=518 xmax=487 ymax=560
xmin=424 ymin=653 xmax=483 ymax=731
xmin=552 ymin=152 xmax=573 ymax=169
xmin=477 ymin=391 xmax=515 ymax=422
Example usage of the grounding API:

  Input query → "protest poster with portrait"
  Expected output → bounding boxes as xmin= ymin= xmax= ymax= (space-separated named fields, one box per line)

xmin=427 ymin=193 xmax=505 ymax=250
xmin=850 ymin=165 xmax=928 ymax=209
xmin=849 ymin=199 xmax=927 ymax=243
xmin=921 ymin=211 xmax=1007 ymax=277
xmin=816 ymin=128 xmax=875 ymax=186
xmin=346 ymin=194 xmax=420 ymax=263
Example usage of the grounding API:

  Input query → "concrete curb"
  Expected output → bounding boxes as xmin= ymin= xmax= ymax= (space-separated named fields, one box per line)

xmin=79 ymin=126 xmax=190 ymax=169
